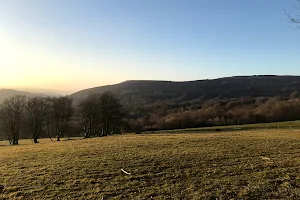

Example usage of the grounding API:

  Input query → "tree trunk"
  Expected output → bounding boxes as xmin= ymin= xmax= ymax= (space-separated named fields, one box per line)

xmin=48 ymin=131 xmax=53 ymax=141
xmin=84 ymin=128 xmax=90 ymax=138
xmin=85 ymin=123 xmax=91 ymax=138
xmin=103 ymin=122 xmax=109 ymax=136
xmin=57 ymin=136 xmax=61 ymax=141
xmin=12 ymin=133 xmax=19 ymax=145
xmin=12 ymin=140 xmax=19 ymax=145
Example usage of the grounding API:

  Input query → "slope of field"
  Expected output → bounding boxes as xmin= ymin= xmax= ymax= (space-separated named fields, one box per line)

xmin=1 ymin=130 xmax=300 ymax=199
xmin=150 ymin=120 xmax=300 ymax=134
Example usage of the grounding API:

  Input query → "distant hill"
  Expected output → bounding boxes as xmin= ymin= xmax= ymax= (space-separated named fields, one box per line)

xmin=71 ymin=75 xmax=300 ymax=106
xmin=12 ymin=88 xmax=68 ymax=96
xmin=0 ymin=89 xmax=46 ymax=104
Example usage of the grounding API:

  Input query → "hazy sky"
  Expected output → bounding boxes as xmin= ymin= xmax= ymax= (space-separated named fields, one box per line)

xmin=0 ymin=0 xmax=299 ymax=93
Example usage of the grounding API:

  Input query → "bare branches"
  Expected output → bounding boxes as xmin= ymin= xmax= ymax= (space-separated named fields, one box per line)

xmin=285 ymin=0 xmax=300 ymax=29
xmin=0 ymin=95 xmax=26 ymax=145
xmin=0 ymin=95 xmax=74 ymax=144
xmin=285 ymin=10 xmax=300 ymax=23
xmin=26 ymin=97 xmax=49 ymax=143
xmin=79 ymin=94 xmax=102 ymax=138
xmin=79 ymin=92 xmax=123 ymax=137
xmin=51 ymin=96 xmax=73 ymax=141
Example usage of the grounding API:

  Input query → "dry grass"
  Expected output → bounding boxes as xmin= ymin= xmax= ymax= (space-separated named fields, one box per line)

xmin=1 ymin=130 xmax=300 ymax=199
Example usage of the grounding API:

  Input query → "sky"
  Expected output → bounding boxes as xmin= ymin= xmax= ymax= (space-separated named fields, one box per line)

xmin=0 ymin=0 xmax=299 ymax=93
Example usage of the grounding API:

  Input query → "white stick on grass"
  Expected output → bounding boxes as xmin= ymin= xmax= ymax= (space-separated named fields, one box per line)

xmin=121 ymin=169 xmax=131 ymax=175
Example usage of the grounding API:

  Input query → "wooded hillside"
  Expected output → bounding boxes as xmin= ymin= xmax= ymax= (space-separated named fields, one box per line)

xmin=70 ymin=75 xmax=300 ymax=131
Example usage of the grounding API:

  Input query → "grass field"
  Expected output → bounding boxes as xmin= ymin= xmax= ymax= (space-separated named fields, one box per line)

xmin=1 ymin=130 xmax=300 ymax=199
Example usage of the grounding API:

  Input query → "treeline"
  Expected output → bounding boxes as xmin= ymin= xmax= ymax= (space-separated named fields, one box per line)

xmin=2 ymin=90 xmax=300 ymax=144
xmin=128 ymin=96 xmax=300 ymax=131
xmin=0 ymin=92 xmax=126 ymax=145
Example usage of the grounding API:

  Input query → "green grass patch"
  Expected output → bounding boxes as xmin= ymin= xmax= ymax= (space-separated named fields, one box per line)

xmin=147 ymin=120 xmax=300 ymax=134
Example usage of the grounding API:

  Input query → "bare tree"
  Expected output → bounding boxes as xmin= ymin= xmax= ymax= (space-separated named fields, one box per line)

xmin=0 ymin=95 xmax=26 ymax=145
xmin=79 ymin=92 xmax=124 ymax=137
xmin=52 ymin=96 xmax=73 ymax=141
xmin=286 ymin=0 xmax=300 ymax=28
xmin=44 ymin=97 xmax=54 ymax=141
xmin=79 ymin=94 xmax=101 ymax=138
xmin=25 ymin=97 xmax=49 ymax=143
xmin=99 ymin=92 xmax=123 ymax=136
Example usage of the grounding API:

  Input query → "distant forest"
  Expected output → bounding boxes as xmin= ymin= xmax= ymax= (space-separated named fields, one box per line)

xmin=129 ymin=95 xmax=300 ymax=131
xmin=71 ymin=76 xmax=300 ymax=132
xmin=1 ymin=75 xmax=300 ymax=142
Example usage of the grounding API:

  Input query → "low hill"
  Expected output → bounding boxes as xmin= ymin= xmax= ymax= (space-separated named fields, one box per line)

xmin=0 ymin=89 xmax=46 ymax=104
xmin=71 ymin=75 xmax=300 ymax=105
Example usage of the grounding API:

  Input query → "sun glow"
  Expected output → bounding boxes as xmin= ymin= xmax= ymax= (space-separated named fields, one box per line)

xmin=0 ymin=32 xmax=78 ymax=91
